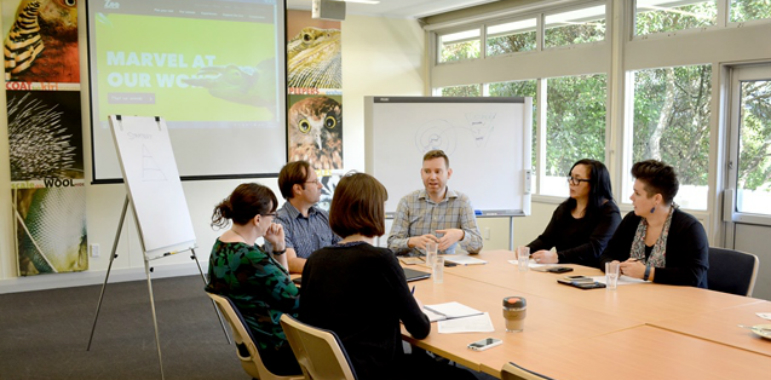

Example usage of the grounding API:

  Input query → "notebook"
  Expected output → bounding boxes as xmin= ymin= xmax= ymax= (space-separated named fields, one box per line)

xmin=444 ymin=256 xmax=487 ymax=266
xmin=403 ymin=267 xmax=431 ymax=282
xmin=423 ymin=302 xmax=484 ymax=322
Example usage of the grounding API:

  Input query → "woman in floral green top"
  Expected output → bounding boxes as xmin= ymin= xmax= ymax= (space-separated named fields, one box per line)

xmin=206 ymin=183 xmax=301 ymax=376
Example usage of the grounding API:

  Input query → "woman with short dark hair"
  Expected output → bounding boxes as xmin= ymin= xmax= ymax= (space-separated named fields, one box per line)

xmin=529 ymin=159 xmax=621 ymax=268
xmin=205 ymin=183 xmax=300 ymax=375
xmin=300 ymin=172 xmax=476 ymax=380
xmin=600 ymin=160 xmax=709 ymax=287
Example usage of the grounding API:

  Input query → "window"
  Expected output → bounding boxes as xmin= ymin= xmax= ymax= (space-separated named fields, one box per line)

xmin=488 ymin=80 xmax=538 ymax=190
xmin=438 ymin=29 xmax=481 ymax=63
xmin=736 ymin=79 xmax=771 ymax=214
xmin=628 ymin=65 xmax=712 ymax=210
xmin=730 ymin=0 xmax=771 ymax=23
xmin=635 ymin=0 xmax=717 ymax=36
xmin=544 ymin=5 xmax=606 ymax=48
xmin=543 ymin=74 xmax=607 ymax=197
xmin=440 ymin=84 xmax=481 ymax=97
xmin=486 ymin=19 xmax=537 ymax=57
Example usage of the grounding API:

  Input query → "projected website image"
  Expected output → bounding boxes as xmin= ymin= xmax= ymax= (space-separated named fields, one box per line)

xmin=87 ymin=0 xmax=286 ymax=180
xmin=92 ymin=13 xmax=278 ymax=128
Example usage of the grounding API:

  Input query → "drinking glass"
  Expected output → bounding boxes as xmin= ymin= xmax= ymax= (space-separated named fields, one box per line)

xmin=517 ymin=246 xmax=530 ymax=272
xmin=433 ymin=255 xmax=445 ymax=284
xmin=605 ymin=261 xmax=620 ymax=290
xmin=425 ymin=241 xmax=438 ymax=268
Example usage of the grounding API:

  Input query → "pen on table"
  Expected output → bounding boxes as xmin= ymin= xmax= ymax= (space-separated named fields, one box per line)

xmin=411 ymin=286 xmax=416 ymax=295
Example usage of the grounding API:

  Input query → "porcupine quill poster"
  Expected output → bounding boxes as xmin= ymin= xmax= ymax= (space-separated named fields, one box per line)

xmin=287 ymin=11 xmax=343 ymax=211
xmin=3 ymin=0 xmax=88 ymax=276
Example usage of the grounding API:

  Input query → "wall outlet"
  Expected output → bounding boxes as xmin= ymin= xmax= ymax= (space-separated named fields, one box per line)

xmin=484 ymin=227 xmax=491 ymax=241
xmin=90 ymin=243 xmax=100 ymax=258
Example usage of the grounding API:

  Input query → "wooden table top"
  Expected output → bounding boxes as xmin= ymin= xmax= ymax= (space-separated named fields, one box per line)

xmin=401 ymin=249 xmax=771 ymax=379
xmin=650 ymin=301 xmax=771 ymax=357
xmin=403 ymin=273 xmax=642 ymax=372
xmin=478 ymin=326 xmax=771 ymax=380
xmin=440 ymin=250 xmax=762 ymax=322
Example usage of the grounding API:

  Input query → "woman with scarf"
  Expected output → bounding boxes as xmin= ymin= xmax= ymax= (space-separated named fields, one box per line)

xmin=599 ymin=160 xmax=709 ymax=288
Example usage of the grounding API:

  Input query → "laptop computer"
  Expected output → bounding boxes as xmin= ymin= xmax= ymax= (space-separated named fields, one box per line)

xmin=292 ymin=267 xmax=431 ymax=285
xmin=403 ymin=267 xmax=431 ymax=282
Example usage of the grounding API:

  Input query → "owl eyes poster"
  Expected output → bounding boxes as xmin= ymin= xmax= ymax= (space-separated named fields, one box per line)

xmin=287 ymin=10 xmax=344 ymax=210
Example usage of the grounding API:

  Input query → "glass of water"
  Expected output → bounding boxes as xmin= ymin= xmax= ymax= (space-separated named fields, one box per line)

xmin=425 ymin=241 xmax=438 ymax=268
xmin=605 ymin=261 xmax=620 ymax=290
xmin=433 ymin=255 xmax=445 ymax=284
xmin=517 ymin=246 xmax=530 ymax=272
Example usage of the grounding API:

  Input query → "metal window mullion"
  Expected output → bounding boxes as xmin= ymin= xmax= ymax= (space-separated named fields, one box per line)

xmin=717 ymin=0 xmax=729 ymax=27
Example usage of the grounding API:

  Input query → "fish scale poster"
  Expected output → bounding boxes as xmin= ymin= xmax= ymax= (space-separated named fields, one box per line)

xmin=2 ymin=0 xmax=87 ymax=275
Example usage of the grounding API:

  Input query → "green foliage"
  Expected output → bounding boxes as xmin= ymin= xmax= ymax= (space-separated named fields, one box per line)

xmin=441 ymin=84 xmax=481 ymax=97
xmin=546 ymin=74 xmax=607 ymax=177
xmin=545 ymin=21 xmax=605 ymax=48
xmin=440 ymin=40 xmax=480 ymax=63
xmin=633 ymin=65 xmax=712 ymax=186
xmin=738 ymin=80 xmax=771 ymax=190
xmin=730 ymin=0 xmax=771 ymax=22
xmin=487 ymin=31 xmax=536 ymax=56
xmin=635 ymin=1 xmax=717 ymax=35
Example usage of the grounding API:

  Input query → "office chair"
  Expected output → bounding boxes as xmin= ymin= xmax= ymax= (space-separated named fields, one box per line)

xmin=502 ymin=362 xmax=556 ymax=380
xmin=205 ymin=292 xmax=304 ymax=380
xmin=280 ymin=314 xmax=358 ymax=380
xmin=707 ymin=247 xmax=759 ymax=297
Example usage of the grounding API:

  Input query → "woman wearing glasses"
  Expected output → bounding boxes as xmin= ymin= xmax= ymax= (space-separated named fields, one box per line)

xmin=528 ymin=159 xmax=621 ymax=268
xmin=599 ymin=160 xmax=708 ymax=288
xmin=206 ymin=183 xmax=301 ymax=376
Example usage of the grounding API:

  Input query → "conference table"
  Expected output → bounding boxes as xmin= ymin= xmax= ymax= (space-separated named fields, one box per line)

xmin=401 ymin=250 xmax=771 ymax=379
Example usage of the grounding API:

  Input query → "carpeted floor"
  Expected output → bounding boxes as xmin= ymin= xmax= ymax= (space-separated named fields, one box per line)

xmin=0 ymin=275 xmax=247 ymax=380
xmin=0 ymin=275 xmax=498 ymax=380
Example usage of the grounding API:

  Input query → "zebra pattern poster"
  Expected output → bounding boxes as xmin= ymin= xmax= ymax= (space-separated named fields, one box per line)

xmin=3 ymin=0 xmax=87 ymax=275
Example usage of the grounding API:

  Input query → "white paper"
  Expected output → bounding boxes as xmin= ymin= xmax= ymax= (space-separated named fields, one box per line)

xmin=508 ymin=259 xmax=553 ymax=269
xmin=424 ymin=302 xmax=483 ymax=320
xmin=438 ymin=312 xmax=495 ymax=334
xmin=591 ymin=275 xmax=647 ymax=285
xmin=445 ymin=256 xmax=487 ymax=265
xmin=757 ymin=312 xmax=771 ymax=321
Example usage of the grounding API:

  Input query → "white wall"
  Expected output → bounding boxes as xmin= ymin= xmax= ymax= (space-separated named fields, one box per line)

xmin=0 ymin=12 xmax=557 ymax=293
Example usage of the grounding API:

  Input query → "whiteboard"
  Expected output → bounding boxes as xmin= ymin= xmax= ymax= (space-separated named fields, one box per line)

xmin=110 ymin=115 xmax=196 ymax=258
xmin=365 ymin=97 xmax=532 ymax=216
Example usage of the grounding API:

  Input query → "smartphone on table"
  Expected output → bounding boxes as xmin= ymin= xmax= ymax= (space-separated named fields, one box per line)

xmin=467 ymin=338 xmax=502 ymax=351
xmin=558 ymin=275 xmax=593 ymax=283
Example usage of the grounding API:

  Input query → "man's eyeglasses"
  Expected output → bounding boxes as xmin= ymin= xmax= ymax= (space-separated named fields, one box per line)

xmin=260 ymin=213 xmax=277 ymax=218
xmin=567 ymin=177 xmax=591 ymax=186
xmin=305 ymin=179 xmax=321 ymax=185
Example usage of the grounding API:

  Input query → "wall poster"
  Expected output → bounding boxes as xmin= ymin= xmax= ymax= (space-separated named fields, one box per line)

xmin=286 ymin=10 xmax=342 ymax=210
xmin=3 ymin=0 xmax=87 ymax=275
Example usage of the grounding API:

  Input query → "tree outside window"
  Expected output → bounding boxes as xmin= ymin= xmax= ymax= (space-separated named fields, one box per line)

xmin=631 ymin=65 xmax=711 ymax=209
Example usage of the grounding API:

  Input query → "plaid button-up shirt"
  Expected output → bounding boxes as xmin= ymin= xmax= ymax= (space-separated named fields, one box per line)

xmin=387 ymin=188 xmax=482 ymax=256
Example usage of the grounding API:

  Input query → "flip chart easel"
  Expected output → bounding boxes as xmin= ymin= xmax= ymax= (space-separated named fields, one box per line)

xmin=86 ymin=115 xmax=230 ymax=380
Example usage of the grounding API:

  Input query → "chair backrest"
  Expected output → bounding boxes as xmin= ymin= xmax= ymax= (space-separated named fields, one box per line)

xmin=205 ymin=292 xmax=303 ymax=380
xmin=502 ymin=362 xmax=555 ymax=380
xmin=707 ymin=247 xmax=760 ymax=297
xmin=280 ymin=314 xmax=357 ymax=380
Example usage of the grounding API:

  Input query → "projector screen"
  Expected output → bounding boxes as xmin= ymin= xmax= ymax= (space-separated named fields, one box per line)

xmin=86 ymin=0 xmax=286 ymax=182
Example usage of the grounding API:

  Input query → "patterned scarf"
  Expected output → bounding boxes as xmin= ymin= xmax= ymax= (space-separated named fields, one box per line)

xmin=630 ymin=206 xmax=676 ymax=268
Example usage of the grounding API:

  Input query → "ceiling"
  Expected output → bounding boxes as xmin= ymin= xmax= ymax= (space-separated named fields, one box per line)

xmin=285 ymin=0 xmax=500 ymax=19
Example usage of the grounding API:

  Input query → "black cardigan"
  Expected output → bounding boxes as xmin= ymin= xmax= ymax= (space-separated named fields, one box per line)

xmin=599 ymin=208 xmax=709 ymax=288
xmin=300 ymin=242 xmax=430 ymax=380
xmin=528 ymin=201 xmax=621 ymax=268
